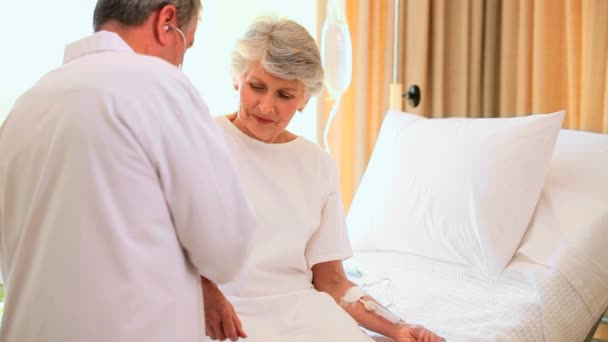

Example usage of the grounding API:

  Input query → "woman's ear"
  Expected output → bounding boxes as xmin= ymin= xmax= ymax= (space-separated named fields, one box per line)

xmin=299 ymin=97 xmax=311 ymax=112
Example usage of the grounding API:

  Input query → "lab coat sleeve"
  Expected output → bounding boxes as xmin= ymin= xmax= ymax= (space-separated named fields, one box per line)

xmin=155 ymin=84 xmax=255 ymax=285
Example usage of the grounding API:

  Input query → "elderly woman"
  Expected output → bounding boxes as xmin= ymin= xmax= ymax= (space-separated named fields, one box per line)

xmin=202 ymin=17 xmax=445 ymax=342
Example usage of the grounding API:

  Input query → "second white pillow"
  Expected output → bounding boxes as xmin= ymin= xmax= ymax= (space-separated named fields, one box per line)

xmin=347 ymin=110 xmax=565 ymax=274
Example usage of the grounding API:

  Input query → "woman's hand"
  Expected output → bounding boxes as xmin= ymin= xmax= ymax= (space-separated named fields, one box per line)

xmin=202 ymin=277 xmax=247 ymax=341
xmin=392 ymin=323 xmax=445 ymax=342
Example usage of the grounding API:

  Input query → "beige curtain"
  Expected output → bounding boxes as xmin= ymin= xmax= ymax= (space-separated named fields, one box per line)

xmin=400 ymin=0 xmax=608 ymax=128
xmin=319 ymin=0 xmax=608 ymax=210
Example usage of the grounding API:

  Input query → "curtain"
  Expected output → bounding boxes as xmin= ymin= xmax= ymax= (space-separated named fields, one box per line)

xmin=319 ymin=0 xmax=608 ymax=210
xmin=400 ymin=0 xmax=608 ymax=127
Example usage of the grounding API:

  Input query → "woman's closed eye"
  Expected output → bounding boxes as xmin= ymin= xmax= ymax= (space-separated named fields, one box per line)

xmin=249 ymin=82 xmax=295 ymax=100
xmin=249 ymin=83 xmax=265 ymax=91
xmin=278 ymin=92 xmax=294 ymax=99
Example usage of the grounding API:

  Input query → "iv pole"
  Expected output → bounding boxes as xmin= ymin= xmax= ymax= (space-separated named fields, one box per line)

xmin=389 ymin=0 xmax=403 ymax=112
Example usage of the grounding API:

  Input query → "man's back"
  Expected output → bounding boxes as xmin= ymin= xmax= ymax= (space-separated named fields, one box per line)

xmin=0 ymin=32 xmax=254 ymax=342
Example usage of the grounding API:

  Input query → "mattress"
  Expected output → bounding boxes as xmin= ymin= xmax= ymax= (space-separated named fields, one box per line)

xmin=344 ymin=251 xmax=595 ymax=342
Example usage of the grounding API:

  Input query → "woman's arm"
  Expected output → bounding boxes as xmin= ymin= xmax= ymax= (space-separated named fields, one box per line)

xmin=312 ymin=260 xmax=444 ymax=342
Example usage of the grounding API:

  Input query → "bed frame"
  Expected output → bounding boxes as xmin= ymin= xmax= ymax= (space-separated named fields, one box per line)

xmin=586 ymin=312 xmax=607 ymax=342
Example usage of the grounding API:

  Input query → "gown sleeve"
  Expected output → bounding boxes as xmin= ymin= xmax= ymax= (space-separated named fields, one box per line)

xmin=305 ymin=156 xmax=353 ymax=268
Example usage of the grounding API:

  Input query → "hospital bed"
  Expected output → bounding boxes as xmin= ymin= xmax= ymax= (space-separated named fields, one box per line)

xmin=345 ymin=110 xmax=608 ymax=342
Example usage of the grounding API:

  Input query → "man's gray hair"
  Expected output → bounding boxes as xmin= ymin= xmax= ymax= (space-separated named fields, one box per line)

xmin=232 ymin=16 xmax=325 ymax=97
xmin=93 ymin=0 xmax=201 ymax=31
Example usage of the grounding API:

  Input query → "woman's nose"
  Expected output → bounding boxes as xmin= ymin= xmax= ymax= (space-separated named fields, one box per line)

xmin=258 ymin=95 xmax=275 ymax=115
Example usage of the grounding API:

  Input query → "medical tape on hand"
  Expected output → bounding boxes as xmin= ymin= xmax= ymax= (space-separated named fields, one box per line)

xmin=360 ymin=300 xmax=402 ymax=324
xmin=340 ymin=286 xmax=368 ymax=305
xmin=339 ymin=286 xmax=402 ymax=324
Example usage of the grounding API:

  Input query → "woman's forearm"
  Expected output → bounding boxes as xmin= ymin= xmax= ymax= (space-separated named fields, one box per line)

xmin=317 ymin=280 xmax=401 ymax=339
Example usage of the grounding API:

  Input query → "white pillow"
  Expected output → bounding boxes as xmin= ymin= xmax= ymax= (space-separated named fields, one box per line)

xmin=347 ymin=110 xmax=565 ymax=274
xmin=518 ymin=129 xmax=608 ymax=318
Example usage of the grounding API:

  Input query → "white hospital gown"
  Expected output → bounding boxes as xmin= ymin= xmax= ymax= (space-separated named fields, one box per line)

xmin=213 ymin=116 xmax=374 ymax=341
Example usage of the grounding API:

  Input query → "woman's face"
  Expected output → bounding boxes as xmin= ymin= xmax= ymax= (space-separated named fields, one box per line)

xmin=233 ymin=61 xmax=307 ymax=143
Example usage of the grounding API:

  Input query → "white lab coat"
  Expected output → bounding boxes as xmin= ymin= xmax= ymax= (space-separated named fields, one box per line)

xmin=0 ymin=31 xmax=255 ymax=342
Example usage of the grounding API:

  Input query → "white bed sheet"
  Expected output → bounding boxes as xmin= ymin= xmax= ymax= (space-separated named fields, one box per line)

xmin=344 ymin=251 xmax=595 ymax=342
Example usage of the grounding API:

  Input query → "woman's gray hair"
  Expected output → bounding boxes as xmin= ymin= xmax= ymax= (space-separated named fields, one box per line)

xmin=232 ymin=16 xmax=325 ymax=97
xmin=93 ymin=0 xmax=201 ymax=31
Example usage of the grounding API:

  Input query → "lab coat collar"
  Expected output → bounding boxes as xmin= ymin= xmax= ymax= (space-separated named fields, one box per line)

xmin=63 ymin=31 xmax=134 ymax=64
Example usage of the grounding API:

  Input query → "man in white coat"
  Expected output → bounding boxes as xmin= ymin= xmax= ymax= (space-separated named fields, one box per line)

xmin=0 ymin=1 xmax=255 ymax=341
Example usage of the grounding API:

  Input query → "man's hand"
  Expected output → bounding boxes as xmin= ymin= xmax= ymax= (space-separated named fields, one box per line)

xmin=392 ymin=323 xmax=445 ymax=342
xmin=202 ymin=277 xmax=247 ymax=341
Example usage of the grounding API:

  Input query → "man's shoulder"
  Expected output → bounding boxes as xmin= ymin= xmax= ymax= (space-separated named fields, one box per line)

xmin=55 ymin=52 xmax=199 ymax=103
xmin=59 ymin=50 xmax=187 ymax=87
xmin=100 ymin=52 xmax=191 ymax=86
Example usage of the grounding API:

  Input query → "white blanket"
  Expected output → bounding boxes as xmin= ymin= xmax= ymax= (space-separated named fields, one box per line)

xmin=345 ymin=252 xmax=595 ymax=342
